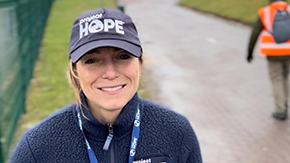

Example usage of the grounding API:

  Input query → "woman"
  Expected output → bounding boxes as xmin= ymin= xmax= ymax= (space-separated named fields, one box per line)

xmin=11 ymin=8 xmax=202 ymax=163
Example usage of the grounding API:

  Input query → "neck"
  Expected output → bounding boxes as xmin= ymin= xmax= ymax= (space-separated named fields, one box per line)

xmin=92 ymin=109 xmax=122 ymax=124
xmin=87 ymin=102 xmax=123 ymax=124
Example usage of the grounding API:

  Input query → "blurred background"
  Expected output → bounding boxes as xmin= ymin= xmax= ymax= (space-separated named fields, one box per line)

xmin=1 ymin=0 xmax=290 ymax=162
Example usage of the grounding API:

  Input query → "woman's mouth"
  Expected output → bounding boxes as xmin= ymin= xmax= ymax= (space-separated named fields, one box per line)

xmin=99 ymin=85 xmax=126 ymax=92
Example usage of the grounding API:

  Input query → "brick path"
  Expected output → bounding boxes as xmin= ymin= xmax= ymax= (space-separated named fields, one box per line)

xmin=123 ymin=0 xmax=290 ymax=162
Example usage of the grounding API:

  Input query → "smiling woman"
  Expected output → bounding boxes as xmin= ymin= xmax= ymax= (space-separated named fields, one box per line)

xmin=73 ymin=47 xmax=142 ymax=124
xmin=10 ymin=8 xmax=202 ymax=163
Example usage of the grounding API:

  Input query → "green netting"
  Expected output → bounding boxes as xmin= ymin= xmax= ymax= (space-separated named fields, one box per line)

xmin=0 ymin=0 xmax=54 ymax=162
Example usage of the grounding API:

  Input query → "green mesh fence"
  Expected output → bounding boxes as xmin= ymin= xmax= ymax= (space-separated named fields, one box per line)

xmin=0 ymin=0 xmax=54 ymax=162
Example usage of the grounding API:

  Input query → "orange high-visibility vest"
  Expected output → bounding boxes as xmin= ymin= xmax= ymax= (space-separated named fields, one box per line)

xmin=258 ymin=1 xmax=290 ymax=56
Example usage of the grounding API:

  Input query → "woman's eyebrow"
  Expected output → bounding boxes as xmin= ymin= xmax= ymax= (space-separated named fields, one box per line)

xmin=81 ymin=52 xmax=98 ymax=60
xmin=85 ymin=49 xmax=100 ymax=56
xmin=91 ymin=49 xmax=101 ymax=54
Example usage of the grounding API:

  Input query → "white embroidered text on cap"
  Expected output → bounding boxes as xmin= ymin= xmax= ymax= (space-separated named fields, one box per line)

xmin=79 ymin=18 xmax=125 ymax=39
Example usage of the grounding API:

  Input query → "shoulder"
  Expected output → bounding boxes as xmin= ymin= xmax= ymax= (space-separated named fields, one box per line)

xmin=140 ymin=98 xmax=189 ymax=122
xmin=258 ymin=5 xmax=269 ymax=17
xmin=140 ymin=98 xmax=192 ymax=133
xmin=258 ymin=8 xmax=265 ymax=17
xmin=138 ymin=98 xmax=202 ymax=161
xmin=24 ymin=103 xmax=77 ymax=142
xmin=11 ymin=104 xmax=80 ymax=162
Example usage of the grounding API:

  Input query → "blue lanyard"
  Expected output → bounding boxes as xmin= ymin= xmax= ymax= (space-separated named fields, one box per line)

xmin=76 ymin=104 xmax=141 ymax=163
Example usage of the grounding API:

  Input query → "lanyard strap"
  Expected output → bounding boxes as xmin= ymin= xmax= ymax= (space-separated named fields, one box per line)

xmin=76 ymin=108 xmax=99 ymax=163
xmin=76 ymin=104 xmax=141 ymax=163
xmin=129 ymin=104 xmax=140 ymax=163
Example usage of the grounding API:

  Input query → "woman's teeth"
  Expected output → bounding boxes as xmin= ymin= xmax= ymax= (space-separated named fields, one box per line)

xmin=101 ymin=86 xmax=123 ymax=92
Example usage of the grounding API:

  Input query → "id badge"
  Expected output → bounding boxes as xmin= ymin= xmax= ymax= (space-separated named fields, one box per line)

xmin=133 ymin=156 xmax=167 ymax=163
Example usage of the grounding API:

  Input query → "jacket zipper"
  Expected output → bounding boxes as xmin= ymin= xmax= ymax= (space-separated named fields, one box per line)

xmin=103 ymin=124 xmax=114 ymax=150
xmin=103 ymin=124 xmax=115 ymax=163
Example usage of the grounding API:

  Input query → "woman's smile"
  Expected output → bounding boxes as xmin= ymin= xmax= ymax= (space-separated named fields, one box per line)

xmin=98 ymin=84 xmax=126 ymax=92
xmin=76 ymin=47 xmax=142 ymax=116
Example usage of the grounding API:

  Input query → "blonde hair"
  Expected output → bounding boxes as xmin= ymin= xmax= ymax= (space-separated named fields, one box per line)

xmin=69 ymin=61 xmax=82 ymax=106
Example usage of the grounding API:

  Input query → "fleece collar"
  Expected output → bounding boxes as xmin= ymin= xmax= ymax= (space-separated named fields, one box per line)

xmin=78 ymin=91 xmax=139 ymax=141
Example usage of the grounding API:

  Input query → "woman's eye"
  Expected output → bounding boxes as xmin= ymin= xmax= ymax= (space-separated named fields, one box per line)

xmin=118 ymin=54 xmax=131 ymax=60
xmin=85 ymin=59 xmax=96 ymax=64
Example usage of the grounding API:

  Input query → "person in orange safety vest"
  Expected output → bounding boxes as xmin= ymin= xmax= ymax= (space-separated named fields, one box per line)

xmin=247 ymin=0 xmax=290 ymax=120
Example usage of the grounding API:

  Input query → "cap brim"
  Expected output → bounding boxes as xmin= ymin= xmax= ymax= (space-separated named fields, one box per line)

xmin=70 ymin=40 xmax=141 ymax=63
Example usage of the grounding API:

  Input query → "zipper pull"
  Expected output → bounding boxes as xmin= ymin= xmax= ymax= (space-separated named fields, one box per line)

xmin=103 ymin=124 xmax=114 ymax=150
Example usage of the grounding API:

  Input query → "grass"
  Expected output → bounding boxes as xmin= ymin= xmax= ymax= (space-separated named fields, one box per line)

xmin=179 ymin=0 xmax=290 ymax=25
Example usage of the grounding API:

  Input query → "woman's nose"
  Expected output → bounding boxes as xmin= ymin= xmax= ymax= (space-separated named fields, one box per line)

xmin=101 ymin=61 xmax=119 ymax=79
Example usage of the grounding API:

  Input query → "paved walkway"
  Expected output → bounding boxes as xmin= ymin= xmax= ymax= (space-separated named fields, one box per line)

xmin=122 ymin=0 xmax=290 ymax=162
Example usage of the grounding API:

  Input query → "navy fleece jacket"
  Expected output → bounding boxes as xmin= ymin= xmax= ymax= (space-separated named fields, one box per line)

xmin=10 ymin=94 xmax=202 ymax=163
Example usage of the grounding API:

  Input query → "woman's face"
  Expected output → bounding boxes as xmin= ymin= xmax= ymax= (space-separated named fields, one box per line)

xmin=76 ymin=47 xmax=142 ymax=112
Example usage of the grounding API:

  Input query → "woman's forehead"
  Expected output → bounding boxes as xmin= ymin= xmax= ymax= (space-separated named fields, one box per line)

xmin=79 ymin=47 xmax=134 ymax=62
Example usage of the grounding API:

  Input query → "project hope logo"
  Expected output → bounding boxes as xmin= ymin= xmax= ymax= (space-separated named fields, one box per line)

xmin=79 ymin=13 xmax=125 ymax=39
xmin=130 ymin=137 xmax=138 ymax=156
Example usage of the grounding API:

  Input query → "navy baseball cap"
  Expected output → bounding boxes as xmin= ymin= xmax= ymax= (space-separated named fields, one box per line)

xmin=69 ymin=8 xmax=142 ymax=63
